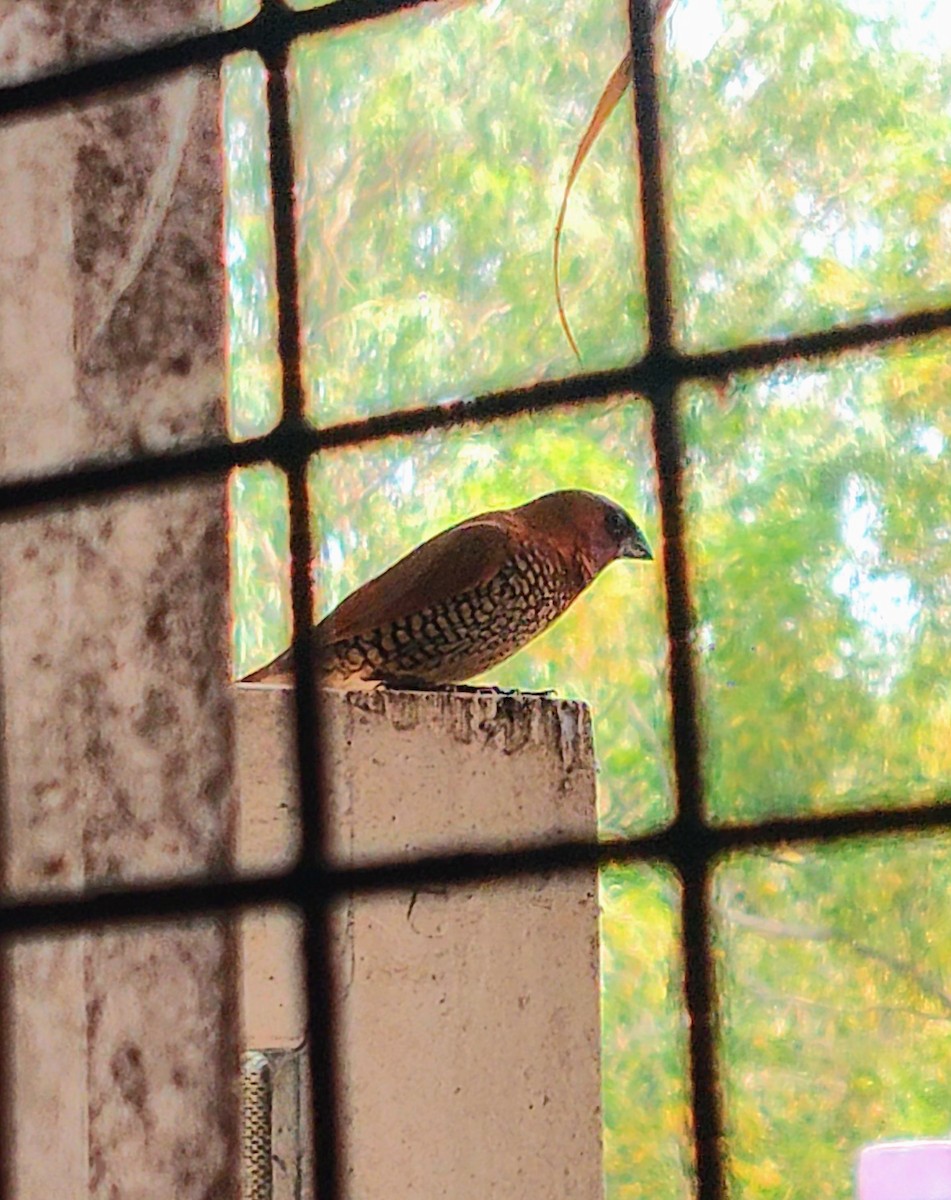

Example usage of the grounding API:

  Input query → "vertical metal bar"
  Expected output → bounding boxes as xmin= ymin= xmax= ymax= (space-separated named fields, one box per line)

xmin=626 ymin=2 xmax=726 ymax=1197
xmin=0 ymin=967 xmax=9 ymax=1200
xmin=0 ymin=652 xmax=12 ymax=1200
xmin=650 ymin=379 xmax=725 ymax=1197
xmin=680 ymin=857 xmax=725 ymax=1199
xmin=628 ymin=0 xmax=674 ymax=354
xmin=649 ymin=382 xmax=704 ymax=819
xmin=261 ymin=5 xmax=342 ymax=1199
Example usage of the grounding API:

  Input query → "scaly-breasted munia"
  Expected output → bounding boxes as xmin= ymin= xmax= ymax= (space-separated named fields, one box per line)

xmin=242 ymin=489 xmax=652 ymax=688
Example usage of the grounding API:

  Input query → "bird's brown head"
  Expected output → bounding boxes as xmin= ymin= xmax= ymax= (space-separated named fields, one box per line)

xmin=517 ymin=490 xmax=652 ymax=583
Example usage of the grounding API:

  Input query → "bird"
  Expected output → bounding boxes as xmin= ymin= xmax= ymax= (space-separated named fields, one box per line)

xmin=241 ymin=489 xmax=652 ymax=689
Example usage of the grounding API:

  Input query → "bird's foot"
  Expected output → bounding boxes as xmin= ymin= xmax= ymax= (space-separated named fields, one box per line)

xmin=380 ymin=680 xmax=493 ymax=693
xmin=380 ymin=681 xmax=557 ymax=698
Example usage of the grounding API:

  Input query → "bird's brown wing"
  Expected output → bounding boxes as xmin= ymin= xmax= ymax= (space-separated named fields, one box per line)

xmin=318 ymin=517 xmax=518 ymax=643
xmin=239 ymin=517 xmax=517 ymax=683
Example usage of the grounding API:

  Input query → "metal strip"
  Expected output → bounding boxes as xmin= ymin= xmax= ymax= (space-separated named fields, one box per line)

xmin=261 ymin=19 xmax=343 ymax=1200
xmin=626 ymin=1 xmax=724 ymax=1193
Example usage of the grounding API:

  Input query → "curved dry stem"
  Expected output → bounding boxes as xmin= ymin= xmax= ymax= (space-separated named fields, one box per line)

xmin=553 ymin=51 xmax=632 ymax=363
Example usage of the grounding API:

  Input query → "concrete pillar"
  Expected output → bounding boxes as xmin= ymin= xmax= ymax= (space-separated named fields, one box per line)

xmin=0 ymin=8 xmax=237 ymax=1199
xmin=237 ymin=687 xmax=603 ymax=1200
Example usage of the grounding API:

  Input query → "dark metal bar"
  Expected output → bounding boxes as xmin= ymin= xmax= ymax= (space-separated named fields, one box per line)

xmin=629 ymin=0 xmax=675 ymax=354
xmin=262 ymin=18 xmax=343 ymax=1200
xmin=0 ymin=24 xmax=252 ymax=120
xmin=3 ymin=301 xmax=948 ymax=522
xmin=0 ymin=434 xmax=257 ymax=521
xmin=650 ymin=375 xmax=730 ymax=1198
xmin=0 ymin=590 xmax=13 ymax=1200
xmin=650 ymin=385 xmax=704 ymax=823
xmin=679 ymin=860 xmax=725 ymax=1197
xmin=627 ymin=0 xmax=725 ymax=1193
xmin=0 ymin=0 xmax=439 ymax=122
xmin=684 ymin=304 xmax=951 ymax=381
xmin=0 ymin=372 xmax=648 ymax=521
xmin=0 ymin=787 xmax=948 ymax=937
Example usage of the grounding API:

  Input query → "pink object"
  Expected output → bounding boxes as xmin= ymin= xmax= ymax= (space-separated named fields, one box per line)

xmin=858 ymin=1141 xmax=951 ymax=1200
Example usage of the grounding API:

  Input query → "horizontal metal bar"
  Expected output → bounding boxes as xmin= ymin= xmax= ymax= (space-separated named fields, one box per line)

xmin=683 ymin=302 xmax=951 ymax=380
xmin=0 ymin=792 xmax=947 ymax=939
xmin=0 ymin=301 xmax=947 ymax=521
xmin=0 ymin=0 xmax=449 ymax=122
xmin=0 ymin=369 xmax=646 ymax=519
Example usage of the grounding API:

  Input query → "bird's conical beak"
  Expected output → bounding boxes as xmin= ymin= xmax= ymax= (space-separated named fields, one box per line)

xmin=622 ymin=530 xmax=653 ymax=561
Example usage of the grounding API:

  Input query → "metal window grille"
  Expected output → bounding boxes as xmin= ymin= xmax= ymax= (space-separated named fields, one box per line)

xmin=1 ymin=2 xmax=950 ymax=1198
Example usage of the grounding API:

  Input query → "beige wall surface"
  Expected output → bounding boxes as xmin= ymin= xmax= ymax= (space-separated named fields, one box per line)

xmin=237 ymin=687 xmax=604 ymax=1200
xmin=0 ymin=12 xmax=605 ymax=1197
xmin=0 ymin=7 xmax=238 ymax=1198
xmin=0 ymin=2 xmax=221 ymax=88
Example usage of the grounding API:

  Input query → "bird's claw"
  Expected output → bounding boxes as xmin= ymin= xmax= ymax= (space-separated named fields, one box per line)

xmin=380 ymin=681 xmax=557 ymax=698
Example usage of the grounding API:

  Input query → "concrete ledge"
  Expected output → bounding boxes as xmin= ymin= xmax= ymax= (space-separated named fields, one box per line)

xmin=236 ymin=686 xmax=603 ymax=1200
xmin=236 ymin=686 xmax=596 ymax=869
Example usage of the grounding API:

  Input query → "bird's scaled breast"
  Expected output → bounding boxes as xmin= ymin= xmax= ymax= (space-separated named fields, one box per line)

xmin=321 ymin=548 xmax=577 ymax=686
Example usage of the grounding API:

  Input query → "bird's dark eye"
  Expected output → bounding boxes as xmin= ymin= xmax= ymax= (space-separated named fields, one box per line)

xmin=604 ymin=508 xmax=629 ymax=540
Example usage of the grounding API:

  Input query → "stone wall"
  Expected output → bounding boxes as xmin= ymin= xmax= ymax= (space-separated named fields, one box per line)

xmin=0 ymin=7 xmax=237 ymax=1197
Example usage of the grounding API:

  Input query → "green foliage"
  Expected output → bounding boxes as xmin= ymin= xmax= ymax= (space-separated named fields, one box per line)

xmin=288 ymin=0 xmax=644 ymax=419
xmin=668 ymin=0 xmax=951 ymax=346
xmin=224 ymin=0 xmax=951 ymax=1196
xmin=717 ymin=837 xmax=951 ymax=1198
xmin=601 ymin=865 xmax=692 ymax=1198
xmin=687 ymin=338 xmax=951 ymax=822
xmin=223 ymin=52 xmax=280 ymax=437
